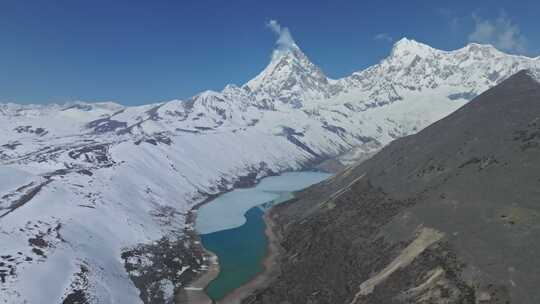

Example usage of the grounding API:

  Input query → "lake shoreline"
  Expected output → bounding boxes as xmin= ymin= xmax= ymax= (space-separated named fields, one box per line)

xmin=174 ymin=248 xmax=219 ymax=304
xmin=216 ymin=208 xmax=282 ymax=304
xmin=174 ymin=170 xmax=280 ymax=304
xmin=175 ymin=194 xmax=221 ymax=304
xmin=177 ymin=169 xmax=332 ymax=304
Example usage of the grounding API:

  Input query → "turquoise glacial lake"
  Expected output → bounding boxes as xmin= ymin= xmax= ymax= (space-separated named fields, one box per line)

xmin=196 ymin=171 xmax=331 ymax=301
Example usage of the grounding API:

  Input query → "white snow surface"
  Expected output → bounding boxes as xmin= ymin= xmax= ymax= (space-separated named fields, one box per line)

xmin=1 ymin=38 xmax=540 ymax=303
xmin=0 ymin=166 xmax=35 ymax=194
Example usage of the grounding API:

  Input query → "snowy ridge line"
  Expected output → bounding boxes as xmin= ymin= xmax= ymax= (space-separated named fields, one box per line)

xmin=1 ymin=37 xmax=540 ymax=303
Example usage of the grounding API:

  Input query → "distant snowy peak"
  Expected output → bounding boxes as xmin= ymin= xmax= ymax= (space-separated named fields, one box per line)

xmin=0 ymin=101 xmax=124 ymax=118
xmin=390 ymin=37 xmax=437 ymax=59
xmin=335 ymin=37 xmax=540 ymax=111
xmin=390 ymin=37 xmax=505 ymax=60
xmin=244 ymin=45 xmax=331 ymax=106
xmin=64 ymin=101 xmax=125 ymax=115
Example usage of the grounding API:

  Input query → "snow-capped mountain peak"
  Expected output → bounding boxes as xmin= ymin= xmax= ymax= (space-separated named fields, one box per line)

xmin=244 ymin=43 xmax=330 ymax=107
xmin=390 ymin=37 xmax=503 ymax=59
xmin=390 ymin=37 xmax=435 ymax=58
xmin=461 ymin=42 xmax=501 ymax=55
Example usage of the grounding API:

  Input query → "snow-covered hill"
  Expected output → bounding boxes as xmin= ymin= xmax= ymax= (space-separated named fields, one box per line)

xmin=1 ymin=37 xmax=539 ymax=303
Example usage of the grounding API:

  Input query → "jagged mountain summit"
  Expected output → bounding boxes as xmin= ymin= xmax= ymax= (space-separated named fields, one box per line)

xmin=3 ymin=38 xmax=539 ymax=150
xmin=244 ymin=43 xmax=332 ymax=106
xmin=1 ymin=38 xmax=540 ymax=303
xmin=246 ymin=69 xmax=540 ymax=304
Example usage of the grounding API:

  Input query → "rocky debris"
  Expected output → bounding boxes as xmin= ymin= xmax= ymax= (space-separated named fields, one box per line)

xmin=175 ymin=128 xmax=199 ymax=134
xmin=193 ymin=126 xmax=214 ymax=131
xmin=447 ymin=91 xmax=478 ymax=101
xmin=61 ymin=264 xmax=92 ymax=304
xmin=0 ymin=220 xmax=64 ymax=286
xmin=197 ymin=162 xmax=278 ymax=194
xmin=86 ymin=117 xmax=127 ymax=133
xmin=233 ymin=163 xmax=277 ymax=188
xmin=121 ymin=236 xmax=204 ymax=304
xmin=0 ymin=180 xmax=52 ymax=218
xmin=1 ymin=141 xmax=22 ymax=150
xmin=68 ymin=144 xmax=111 ymax=164
xmin=13 ymin=125 xmax=48 ymax=136
xmin=134 ymin=133 xmax=173 ymax=146
xmin=278 ymin=126 xmax=323 ymax=158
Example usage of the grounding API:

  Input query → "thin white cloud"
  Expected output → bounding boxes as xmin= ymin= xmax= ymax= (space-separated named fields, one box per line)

xmin=266 ymin=20 xmax=296 ymax=52
xmin=374 ymin=33 xmax=393 ymax=43
xmin=468 ymin=12 xmax=527 ymax=54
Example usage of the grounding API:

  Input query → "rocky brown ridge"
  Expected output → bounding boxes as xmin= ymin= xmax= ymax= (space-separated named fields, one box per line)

xmin=242 ymin=70 xmax=540 ymax=304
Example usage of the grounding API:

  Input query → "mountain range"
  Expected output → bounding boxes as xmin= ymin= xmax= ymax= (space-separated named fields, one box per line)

xmin=1 ymin=38 xmax=540 ymax=303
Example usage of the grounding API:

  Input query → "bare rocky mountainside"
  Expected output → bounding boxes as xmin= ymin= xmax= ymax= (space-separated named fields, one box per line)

xmin=1 ymin=36 xmax=540 ymax=303
xmin=243 ymin=70 xmax=540 ymax=304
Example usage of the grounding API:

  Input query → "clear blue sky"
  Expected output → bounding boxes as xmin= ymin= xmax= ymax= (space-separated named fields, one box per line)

xmin=1 ymin=0 xmax=539 ymax=105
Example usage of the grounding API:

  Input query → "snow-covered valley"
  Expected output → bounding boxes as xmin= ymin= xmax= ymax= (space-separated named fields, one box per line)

xmin=1 ymin=37 xmax=540 ymax=303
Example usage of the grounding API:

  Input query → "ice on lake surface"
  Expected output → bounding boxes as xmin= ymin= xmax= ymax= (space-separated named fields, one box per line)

xmin=195 ymin=171 xmax=331 ymax=234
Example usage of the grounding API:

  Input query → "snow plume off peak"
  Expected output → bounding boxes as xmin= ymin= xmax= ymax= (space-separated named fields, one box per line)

xmin=267 ymin=20 xmax=297 ymax=55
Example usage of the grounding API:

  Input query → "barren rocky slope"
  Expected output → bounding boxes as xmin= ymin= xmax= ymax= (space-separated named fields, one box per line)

xmin=244 ymin=70 xmax=540 ymax=304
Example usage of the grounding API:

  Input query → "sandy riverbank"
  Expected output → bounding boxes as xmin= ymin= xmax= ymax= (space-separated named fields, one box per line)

xmin=174 ymin=193 xmax=221 ymax=304
xmin=175 ymin=206 xmax=283 ymax=304
xmin=174 ymin=176 xmax=272 ymax=304
xmin=216 ymin=209 xmax=282 ymax=304
xmin=175 ymin=249 xmax=220 ymax=304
